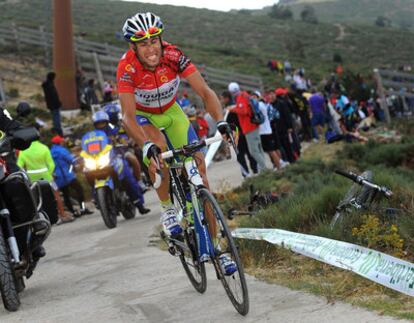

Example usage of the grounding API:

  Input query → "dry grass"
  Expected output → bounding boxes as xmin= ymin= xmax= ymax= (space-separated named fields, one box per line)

xmin=243 ymin=246 xmax=414 ymax=320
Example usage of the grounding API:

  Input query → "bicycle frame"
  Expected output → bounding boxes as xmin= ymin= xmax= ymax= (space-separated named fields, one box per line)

xmin=162 ymin=133 xmax=223 ymax=263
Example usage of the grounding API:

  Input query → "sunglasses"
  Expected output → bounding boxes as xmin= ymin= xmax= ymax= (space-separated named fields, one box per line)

xmin=130 ymin=26 xmax=163 ymax=42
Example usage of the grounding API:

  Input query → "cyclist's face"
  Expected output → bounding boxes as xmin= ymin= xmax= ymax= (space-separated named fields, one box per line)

xmin=132 ymin=37 xmax=162 ymax=70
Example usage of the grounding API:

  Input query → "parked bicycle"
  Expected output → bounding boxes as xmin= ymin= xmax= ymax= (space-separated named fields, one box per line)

xmin=158 ymin=134 xmax=249 ymax=316
xmin=330 ymin=169 xmax=394 ymax=229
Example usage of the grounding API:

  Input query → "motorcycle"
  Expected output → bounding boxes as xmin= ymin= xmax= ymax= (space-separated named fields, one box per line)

xmin=0 ymin=127 xmax=56 ymax=312
xmin=80 ymin=130 xmax=136 ymax=229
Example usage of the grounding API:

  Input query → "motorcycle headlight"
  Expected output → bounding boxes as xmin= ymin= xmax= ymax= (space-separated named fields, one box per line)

xmin=97 ymin=152 xmax=111 ymax=168
xmin=84 ymin=157 xmax=97 ymax=170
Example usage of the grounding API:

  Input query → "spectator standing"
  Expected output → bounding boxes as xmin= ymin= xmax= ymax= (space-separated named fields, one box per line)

xmin=84 ymin=79 xmax=99 ymax=108
xmin=228 ymin=82 xmax=267 ymax=172
xmin=252 ymin=91 xmax=281 ymax=169
xmin=288 ymin=87 xmax=312 ymax=142
xmin=17 ymin=134 xmax=74 ymax=224
xmin=274 ymin=88 xmax=296 ymax=163
xmin=50 ymin=135 xmax=93 ymax=218
xmin=195 ymin=108 xmax=209 ymax=141
xmin=177 ymin=90 xmax=191 ymax=109
xmin=103 ymin=81 xmax=114 ymax=103
xmin=308 ymin=89 xmax=326 ymax=141
xmin=221 ymin=91 xmax=257 ymax=177
xmin=41 ymin=72 xmax=63 ymax=136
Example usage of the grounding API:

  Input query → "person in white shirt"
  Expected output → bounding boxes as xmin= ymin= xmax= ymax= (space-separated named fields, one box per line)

xmin=252 ymin=91 xmax=281 ymax=170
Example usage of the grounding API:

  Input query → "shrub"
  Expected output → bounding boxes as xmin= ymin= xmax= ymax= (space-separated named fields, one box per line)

xmin=7 ymin=87 xmax=19 ymax=98
xmin=352 ymin=215 xmax=404 ymax=257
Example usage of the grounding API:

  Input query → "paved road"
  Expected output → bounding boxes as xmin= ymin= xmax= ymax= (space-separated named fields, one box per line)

xmin=0 ymin=158 xmax=406 ymax=322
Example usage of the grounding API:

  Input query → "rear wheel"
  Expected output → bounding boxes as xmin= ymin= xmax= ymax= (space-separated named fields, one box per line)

xmin=0 ymin=230 xmax=20 ymax=311
xmin=198 ymin=188 xmax=249 ymax=315
xmin=96 ymin=187 xmax=117 ymax=229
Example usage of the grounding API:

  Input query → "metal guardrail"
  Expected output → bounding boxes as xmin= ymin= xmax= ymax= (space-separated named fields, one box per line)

xmin=374 ymin=68 xmax=414 ymax=123
xmin=0 ymin=23 xmax=264 ymax=93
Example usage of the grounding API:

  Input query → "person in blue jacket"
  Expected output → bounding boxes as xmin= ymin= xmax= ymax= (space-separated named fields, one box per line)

xmin=50 ymin=135 xmax=93 ymax=217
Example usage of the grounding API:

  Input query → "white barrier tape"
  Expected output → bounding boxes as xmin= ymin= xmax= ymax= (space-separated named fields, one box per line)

xmin=232 ymin=228 xmax=414 ymax=297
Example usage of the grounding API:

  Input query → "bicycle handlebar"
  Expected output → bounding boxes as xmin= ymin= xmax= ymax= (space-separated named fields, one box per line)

xmin=335 ymin=169 xmax=358 ymax=182
xmin=153 ymin=134 xmax=223 ymax=189
xmin=335 ymin=169 xmax=393 ymax=198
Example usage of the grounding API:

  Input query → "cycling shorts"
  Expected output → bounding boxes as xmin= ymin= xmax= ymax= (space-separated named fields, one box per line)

xmin=136 ymin=102 xmax=199 ymax=150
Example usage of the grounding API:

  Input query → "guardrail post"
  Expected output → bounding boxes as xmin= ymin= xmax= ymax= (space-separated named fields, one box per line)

xmin=11 ymin=22 xmax=21 ymax=55
xmin=39 ymin=25 xmax=51 ymax=67
xmin=373 ymin=69 xmax=391 ymax=124
xmin=92 ymin=52 xmax=105 ymax=95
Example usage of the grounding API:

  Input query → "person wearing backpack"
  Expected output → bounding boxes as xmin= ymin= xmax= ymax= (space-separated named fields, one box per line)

xmin=251 ymin=91 xmax=281 ymax=170
xmin=228 ymin=82 xmax=267 ymax=172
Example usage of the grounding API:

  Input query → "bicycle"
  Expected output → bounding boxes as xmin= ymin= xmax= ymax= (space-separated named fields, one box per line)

xmin=330 ymin=169 xmax=394 ymax=229
xmin=157 ymin=133 xmax=249 ymax=316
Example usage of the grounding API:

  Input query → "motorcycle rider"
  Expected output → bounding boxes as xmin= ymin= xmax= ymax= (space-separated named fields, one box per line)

xmin=91 ymin=111 xmax=150 ymax=214
xmin=103 ymin=103 xmax=148 ymax=192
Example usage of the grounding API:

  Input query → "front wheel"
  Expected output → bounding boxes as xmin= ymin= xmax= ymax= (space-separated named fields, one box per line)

xmin=96 ymin=187 xmax=117 ymax=229
xmin=179 ymin=228 xmax=207 ymax=293
xmin=198 ymin=188 xmax=249 ymax=316
xmin=0 ymin=229 xmax=20 ymax=311
xmin=121 ymin=193 xmax=136 ymax=220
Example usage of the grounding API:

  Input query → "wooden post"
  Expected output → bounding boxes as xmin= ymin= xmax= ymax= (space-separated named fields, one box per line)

xmin=53 ymin=0 xmax=78 ymax=109
xmin=373 ymin=69 xmax=391 ymax=124
xmin=11 ymin=23 xmax=21 ymax=55
xmin=92 ymin=52 xmax=105 ymax=95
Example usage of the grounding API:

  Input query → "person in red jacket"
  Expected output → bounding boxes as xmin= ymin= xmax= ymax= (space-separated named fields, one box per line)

xmin=227 ymin=82 xmax=267 ymax=172
xmin=196 ymin=108 xmax=209 ymax=140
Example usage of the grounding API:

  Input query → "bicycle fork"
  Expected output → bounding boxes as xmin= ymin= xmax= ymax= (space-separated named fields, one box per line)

xmin=191 ymin=187 xmax=215 ymax=263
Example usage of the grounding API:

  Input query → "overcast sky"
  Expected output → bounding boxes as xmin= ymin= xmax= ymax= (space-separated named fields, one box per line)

xmin=122 ymin=0 xmax=279 ymax=12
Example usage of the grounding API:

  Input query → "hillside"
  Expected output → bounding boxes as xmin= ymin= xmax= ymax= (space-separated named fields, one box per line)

xmin=282 ymin=0 xmax=414 ymax=29
xmin=1 ymin=0 xmax=414 ymax=87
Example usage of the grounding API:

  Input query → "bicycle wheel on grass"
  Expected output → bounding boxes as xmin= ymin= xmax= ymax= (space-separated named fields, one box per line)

xmin=170 ymin=180 xmax=207 ymax=293
xmin=198 ymin=188 xmax=249 ymax=316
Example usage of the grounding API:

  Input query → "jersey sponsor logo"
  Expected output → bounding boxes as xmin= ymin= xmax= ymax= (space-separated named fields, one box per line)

xmin=125 ymin=64 xmax=135 ymax=73
xmin=134 ymin=76 xmax=180 ymax=108
xmin=119 ymin=72 xmax=133 ymax=83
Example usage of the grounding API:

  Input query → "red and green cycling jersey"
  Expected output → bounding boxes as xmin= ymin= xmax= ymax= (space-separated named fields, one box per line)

xmin=116 ymin=41 xmax=197 ymax=114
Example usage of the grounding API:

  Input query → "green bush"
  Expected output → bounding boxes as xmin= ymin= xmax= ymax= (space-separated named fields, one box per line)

xmin=7 ymin=87 xmax=19 ymax=98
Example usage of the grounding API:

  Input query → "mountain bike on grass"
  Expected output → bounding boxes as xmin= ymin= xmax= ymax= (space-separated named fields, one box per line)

xmin=330 ymin=169 xmax=394 ymax=229
xmin=157 ymin=133 xmax=249 ymax=316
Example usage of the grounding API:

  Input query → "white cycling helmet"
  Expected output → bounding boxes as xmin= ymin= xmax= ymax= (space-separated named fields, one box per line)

xmin=122 ymin=12 xmax=164 ymax=43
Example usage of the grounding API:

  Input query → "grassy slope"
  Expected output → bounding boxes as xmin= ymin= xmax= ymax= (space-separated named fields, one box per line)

xmin=221 ymin=121 xmax=414 ymax=319
xmin=285 ymin=0 xmax=414 ymax=29
xmin=1 ymin=0 xmax=414 ymax=87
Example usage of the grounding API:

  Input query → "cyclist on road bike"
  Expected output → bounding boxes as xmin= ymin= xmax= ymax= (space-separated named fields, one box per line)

xmin=117 ymin=12 xmax=235 ymax=273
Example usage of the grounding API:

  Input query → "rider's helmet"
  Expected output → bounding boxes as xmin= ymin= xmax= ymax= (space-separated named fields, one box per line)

xmin=16 ymin=101 xmax=31 ymax=118
xmin=122 ymin=12 xmax=164 ymax=43
xmin=92 ymin=110 xmax=110 ymax=129
xmin=103 ymin=103 xmax=121 ymax=125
